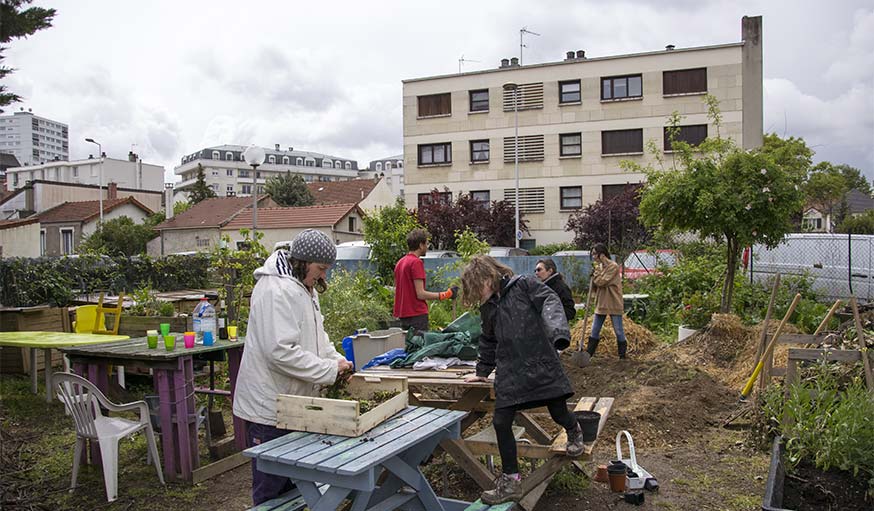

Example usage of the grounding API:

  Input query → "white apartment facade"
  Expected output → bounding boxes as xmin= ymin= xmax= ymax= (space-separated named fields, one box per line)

xmin=361 ymin=155 xmax=405 ymax=196
xmin=5 ymin=155 xmax=165 ymax=193
xmin=174 ymin=144 xmax=360 ymax=199
xmin=0 ymin=109 xmax=69 ymax=166
xmin=402 ymin=16 xmax=763 ymax=247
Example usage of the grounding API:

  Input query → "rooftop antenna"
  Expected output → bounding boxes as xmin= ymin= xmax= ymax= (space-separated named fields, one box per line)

xmin=519 ymin=26 xmax=541 ymax=65
xmin=458 ymin=54 xmax=481 ymax=73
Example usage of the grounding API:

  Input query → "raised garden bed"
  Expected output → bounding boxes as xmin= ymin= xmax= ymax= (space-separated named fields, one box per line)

xmin=763 ymin=436 xmax=870 ymax=511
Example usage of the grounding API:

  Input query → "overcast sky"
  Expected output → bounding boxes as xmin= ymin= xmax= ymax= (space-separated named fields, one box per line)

xmin=4 ymin=0 xmax=873 ymax=182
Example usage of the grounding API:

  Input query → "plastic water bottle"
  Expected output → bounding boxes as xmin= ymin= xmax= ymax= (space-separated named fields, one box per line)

xmin=193 ymin=298 xmax=217 ymax=344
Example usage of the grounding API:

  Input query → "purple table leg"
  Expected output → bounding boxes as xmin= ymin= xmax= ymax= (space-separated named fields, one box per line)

xmin=173 ymin=357 xmax=193 ymax=480
xmin=226 ymin=346 xmax=247 ymax=452
xmin=156 ymin=368 xmax=177 ymax=479
xmin=184 ymin=356 xmax=199 ymax=470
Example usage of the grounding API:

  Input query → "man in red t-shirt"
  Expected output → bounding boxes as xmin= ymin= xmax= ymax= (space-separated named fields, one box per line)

xmin=393 ymin=228 xmax=457 ymax=333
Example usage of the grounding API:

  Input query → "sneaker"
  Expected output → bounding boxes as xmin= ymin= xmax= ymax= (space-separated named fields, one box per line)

xmin=481 ymin=473 xmax=523 ymax=505
xmin=565 ymin=423 xmax=586 ymax=457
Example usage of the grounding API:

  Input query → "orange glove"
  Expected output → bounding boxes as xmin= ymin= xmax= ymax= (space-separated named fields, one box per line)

xmin=439 ymin=286 xmax=459 ymax=300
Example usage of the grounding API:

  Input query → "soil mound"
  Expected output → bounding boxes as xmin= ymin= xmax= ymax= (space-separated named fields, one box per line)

xmin=570 ymin=315 xmax=658 ymax=358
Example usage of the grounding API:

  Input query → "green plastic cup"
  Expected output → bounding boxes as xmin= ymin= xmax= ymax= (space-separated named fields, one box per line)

xmin=159 ymin=323 xmax=171 ymax=336
xmin=147 ymin=330 xmax=158 ymax=349
xmin=163 ymin=334 xmax=175 ymax=351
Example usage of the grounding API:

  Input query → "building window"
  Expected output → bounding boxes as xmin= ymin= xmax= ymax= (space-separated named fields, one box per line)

xmin=268 ymin=155 xmax=276 ymax=164
xmin=321 ymin=159 xmax=331 ymax=168
xmin=305 ymin=158 xmax=315 ymax=167
xmin=335 ymin=161 xmax=342 ymax=169
xmin=60 ymin=228 xmax=74 ymax=255
xmin=602 ymin=129 xmax=643 ymax=155
xmin=242 ymin=184 xmax=252 ymax=194
xmin=225 ymin=151 xmax=233 ymax=160
xmin=469 ymin=89 xmax=489 ymax=112
xmin=348 ymin=216 xmax=356 ymax=232
xmin=40 ymin=229 xmax=46 ymax=256
xmin=802 ymin=215 xmax=823 ymax=231
xmin=602 ymin=183 xmax=642 ymax=201
xmin=212 ymin=170 xmax=219 ymax=177
xmin=226 ymin=169 xmax=234 ymax=176
xmin=376 ymin=162 xmax=382 ymax=171
xmin=196 ymin=238 xmax=210 ymax=247
xmin=296 ymin=157 xmax=303 ymax=165
xmin=345 ymin=161 xmax=352 ymax=169
xmin=559 ymin=80 xmax=581 ymax=103
xmin=560 ymin=186 xmax=583 ymax=210
xmin=601 ymin=74 xmax=642 ymax=100
xmin=72 ymin=167 xmax=78 ymax=177
xmin=282 ymin=156 xmax=290 ymax=164
xmin=471 ymin=190 xmax=490 ymax=206
xmin=418 ymin=143 xmax=452 ymax=165
xmin=470 ymin=140 xmax=489 ymax=163
xmin=664 ymin=124 xmax=708 ymax=151
xmin=257 ymin=185 xmax=264 ymax=193
xmin=212 ymin=150 xmax=220 ymax=159
xmin=663 ymin=68 xmax=707 ymax=95
xmin=417 ymin=191 xmax=452 ymax=208
xmin=417 ymin=93 xmax=451 ymax=117
xmin=227 ymin=185 xmax=234 ymax=193
xmin=503 ymin=134 xmax=544 ymax=162
xmin=239 ymin=169 xmax=249 ymax=178
xmin=560 ymin=133 xmax=582 ymax=157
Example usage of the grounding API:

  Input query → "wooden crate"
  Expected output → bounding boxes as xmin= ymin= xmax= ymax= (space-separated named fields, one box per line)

xmin=276 ymin=374 xmax=408 ymax=437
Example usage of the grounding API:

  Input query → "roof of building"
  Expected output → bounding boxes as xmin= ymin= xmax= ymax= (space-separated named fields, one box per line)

xmin=180 ymin=145 xmax=358 ymax=165
xmin=0 ymin=217 xmax=39 ymax=230
xmin=307 ymin=179 xmax=379 ymax=205
xmin=846 ymin=189 xmax=874 ymax=215
xmin=0 ymin=153 xmax=21 ymax=169
xmin=153 ymin=195 xmax=271 ymax=230
xmin=223 ymin=203 xmax=361 ymax=230
xmin=36 ymin=197 xmax=154 ymax=224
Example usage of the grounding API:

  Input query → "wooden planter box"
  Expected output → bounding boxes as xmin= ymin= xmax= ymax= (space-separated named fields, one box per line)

xmin=276 ymin=374 xmax=408 ymax=437
xmin=113 ymin=315 xmax=191 ymax=337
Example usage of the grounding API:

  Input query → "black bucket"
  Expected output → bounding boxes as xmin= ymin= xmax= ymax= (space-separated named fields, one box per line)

xmin=574 ymin=410 xmax=601 ymax=442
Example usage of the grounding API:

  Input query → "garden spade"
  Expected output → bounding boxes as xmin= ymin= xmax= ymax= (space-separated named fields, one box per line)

xmin=571 ymin=278 xmax=595 ymax=368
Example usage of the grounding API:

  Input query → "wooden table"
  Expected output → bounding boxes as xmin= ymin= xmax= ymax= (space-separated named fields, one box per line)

xmin=60 ymin=336 xmax=246 ymax=482
xmin=0 ymin=331 xmax=129 ymax=402
xmin=364 ymin=366 xmax=614 ymax=511
xmin=244 ymin=406 xmax=471 ymax=511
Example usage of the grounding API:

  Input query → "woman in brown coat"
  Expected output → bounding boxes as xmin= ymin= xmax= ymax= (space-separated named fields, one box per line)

xmin=585 ymin=243 xmax=628 ymax=359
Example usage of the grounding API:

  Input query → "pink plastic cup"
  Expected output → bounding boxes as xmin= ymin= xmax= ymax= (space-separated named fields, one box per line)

xmin=184 ymin=332 xmax=195 ymax=349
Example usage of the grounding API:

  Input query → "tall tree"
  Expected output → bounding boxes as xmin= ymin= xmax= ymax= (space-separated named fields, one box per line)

xmin=362 ymin=198 xmax=422 ymax=283
xmin=803 ymin=162 xmax=848 ymax=232
xmin=187 ymin=163 xmax=216 ymax=204
xmin=629 ymin=97 xmax=805 ymax=312
xmin=0 ymin=1 xmax=56 ymax=111
xmin=416 ymin=189 xmax=527 ymax=249
xmin=565 ymin=187 xmax=649 ymax=264
xmin=833 ymin=163 xmax=871 ymax=195
xmin=265 ymin=171 xmax=314 ymax=207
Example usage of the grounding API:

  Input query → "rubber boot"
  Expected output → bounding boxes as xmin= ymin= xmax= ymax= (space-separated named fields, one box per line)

xmin=618 ymin=341 xmax=628 ymax=359
xmin=586 ymin=336 xmax=600 ymax=357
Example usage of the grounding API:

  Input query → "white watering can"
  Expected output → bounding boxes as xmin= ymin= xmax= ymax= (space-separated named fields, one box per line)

xmin=615 ymin=430 xmax=656 ymax=491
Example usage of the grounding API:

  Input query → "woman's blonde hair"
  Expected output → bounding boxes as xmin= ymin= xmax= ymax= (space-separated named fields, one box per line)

xmin=461 ymin=255 xmax=514 ymax=307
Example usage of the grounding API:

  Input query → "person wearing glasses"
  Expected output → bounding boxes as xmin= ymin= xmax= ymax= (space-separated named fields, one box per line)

xmin=534 ymin=258 xmax=576 ymax=322
xmin=585 ymin=242 xmax=627 ymax=359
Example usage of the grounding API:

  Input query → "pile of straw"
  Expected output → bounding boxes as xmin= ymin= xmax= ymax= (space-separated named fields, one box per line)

xmin=570 ymin=315 xmax=659 ymax=357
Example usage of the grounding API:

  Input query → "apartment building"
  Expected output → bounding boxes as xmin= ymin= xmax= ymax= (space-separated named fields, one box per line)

xmin=402 ymin=16 xmax=763 ymax=247
xmin=5 ymin=153 xmax=165 ymax=193
xmin=174 ymin=144 xmax=360 ymax=199
xmin=361 ymin=155 xmax=405 ymax=196
xmin=0 ymin=109 xmax=69 ymax=166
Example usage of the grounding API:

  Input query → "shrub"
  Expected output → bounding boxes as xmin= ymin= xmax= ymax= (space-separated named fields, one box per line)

xmin=528 ymin=242 xmax=575 ymax=256
xmin=320 ymin=269 xmax=394 ymax=348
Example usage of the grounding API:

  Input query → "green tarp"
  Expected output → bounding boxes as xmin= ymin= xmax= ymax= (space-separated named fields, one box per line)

xmin=390 ymin=312 xmax=481 ymax=367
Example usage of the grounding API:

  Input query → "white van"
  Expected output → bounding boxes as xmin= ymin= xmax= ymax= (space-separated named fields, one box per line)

xmin=752 ymin=233 xmax=874 ymax=301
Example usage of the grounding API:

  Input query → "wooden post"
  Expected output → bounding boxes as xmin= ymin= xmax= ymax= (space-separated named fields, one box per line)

xmin=850 ymin=297 xmax=874 ymax=392
xmin=756 ymin=275 xmax=781 ymax=391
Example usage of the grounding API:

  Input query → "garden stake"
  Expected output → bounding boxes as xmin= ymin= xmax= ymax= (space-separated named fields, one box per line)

xmin=755 ymin=274 xmax=781 ymax=392
xmin=740 ymin=293 xmax=801 ymax=399
xmin=850 ymin=297 xmax=874 ymax=392
xmin=805 ymin=299 xmax=841 ymax=347
xmin=570 ymin=278 xmax=595 ymax=368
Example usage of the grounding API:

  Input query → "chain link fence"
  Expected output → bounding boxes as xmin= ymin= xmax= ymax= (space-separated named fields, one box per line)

xmin=751 ymin=233 xmax=874 ymax=303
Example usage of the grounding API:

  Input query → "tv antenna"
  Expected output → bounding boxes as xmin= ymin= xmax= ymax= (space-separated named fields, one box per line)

xmin=519 ymin=26 xmax=541 ymax=65
xmin=458 ymin=54 xmax=481 ymax=73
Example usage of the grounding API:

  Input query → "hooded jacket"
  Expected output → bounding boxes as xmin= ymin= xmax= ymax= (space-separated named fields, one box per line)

xmin=233 ymin=250 xmax=346 ymax=427
xmin=543 ymin=272 xmax=576 ymax=321
xmin=475 ymin=275 xmax=574 ymax=409
xmin=593 ymin=257 xmax=624 ymax=315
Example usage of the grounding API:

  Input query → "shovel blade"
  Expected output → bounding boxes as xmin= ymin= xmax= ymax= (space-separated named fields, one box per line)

xmin=571 ymin=350 xmax=591 ymax=368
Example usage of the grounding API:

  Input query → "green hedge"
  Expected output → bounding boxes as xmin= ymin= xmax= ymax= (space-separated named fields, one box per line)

xmin=0 ymin=254 xmax=211 ymax=307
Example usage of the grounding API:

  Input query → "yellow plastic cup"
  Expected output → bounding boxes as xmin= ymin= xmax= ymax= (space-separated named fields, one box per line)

xmin=227 ymin=326 xmax=238 ymax=340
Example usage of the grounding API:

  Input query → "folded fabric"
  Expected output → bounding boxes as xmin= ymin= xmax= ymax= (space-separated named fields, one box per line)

xmin=361 ymin=348 xmax=407 ymax=370
xmin=412 ymin=357 xmax=476 ymax=370
xmin=391 ymin=329 xmax=477 ymax=368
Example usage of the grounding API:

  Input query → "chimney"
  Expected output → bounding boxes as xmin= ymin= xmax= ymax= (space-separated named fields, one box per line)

xmin=128 ymin=151 xmax=136 ymax=162
xmin=107 ymin=182 xmax=118 ymax=200
xmin=576 ymin=50 xmax=586 ymax=59
xmin=665 ymin=44 xmax=675 ymax=51
xmin=274 ymin=144 xmax=280 ymax=151
xmin=88 ymin=154 xmax=94 ymax=159
xmin=565 ymin=51 xmax=575 ymax=60
xmin=287 ymin=146 xmax=293 ymax=151
xmin=164 ymin=183 xmax=174 ymax=218
xmin=510 ymin=57 xmax=519 ymax=67
xmin=500 ymin=58 xmax=510 ymax=68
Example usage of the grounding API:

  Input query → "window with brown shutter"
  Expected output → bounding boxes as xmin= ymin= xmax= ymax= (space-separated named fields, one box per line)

xmin=664 ymin=124 xmax=708 ymax=151
xmin=601 ymin=129 xmax=643 ymax=155
xmin=663 ymin=68 xmax=707 ymax=95
xmin=418 ymin=93 xmax=452 ymax=117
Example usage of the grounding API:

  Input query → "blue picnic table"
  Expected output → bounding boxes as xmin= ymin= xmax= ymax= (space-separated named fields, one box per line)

xmin=244 ymin=406 xmax=472 ymax=511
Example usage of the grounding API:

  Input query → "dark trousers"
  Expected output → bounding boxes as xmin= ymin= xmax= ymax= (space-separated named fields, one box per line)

xmin=493 ymin=397 xmax=577 ymax=475
xmin=400 ymin=314 xmax=429 ymax=334
xmin=246 ymin=420 xmax=295 ymax=505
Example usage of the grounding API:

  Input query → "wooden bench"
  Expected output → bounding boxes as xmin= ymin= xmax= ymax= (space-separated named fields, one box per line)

xmin=247 ymin=488 xmax=307 ymax=511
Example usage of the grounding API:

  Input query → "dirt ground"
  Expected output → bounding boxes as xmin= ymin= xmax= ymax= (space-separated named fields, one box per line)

xmin=2 ymin=318 xmax=781 ymax=511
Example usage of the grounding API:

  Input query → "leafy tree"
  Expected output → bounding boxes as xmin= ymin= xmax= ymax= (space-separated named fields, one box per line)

xmin=834 ymin=163 xmax=871 ymax=195
xmin=628 ymin=96 xmax=805 ymax=312
xmin=803 ymin=162 xmax=848 ymax=232
xmin=416 ymin=189 xmax=527 ymax=249
xmin=0 ymin=1 xmax=56 ymax=111
xmin=188 ymin=164 xmax=216 ymax=204
xmin=265 ymin=171 xmax=314 ymax=207
xmin=79 ymin=216 xmax=158 ymax=257
xmin=174 ymin=201 xmax=191 ymax=215
xmin=362 ymin=198 xmax=422 ymax=283
xmin=565 ymin=187 xmax=649 ymax=265
xmin=211 ymin=229 xmax=268 ymax=335
xmin=837 ymin=210 xmax=874 ymax=234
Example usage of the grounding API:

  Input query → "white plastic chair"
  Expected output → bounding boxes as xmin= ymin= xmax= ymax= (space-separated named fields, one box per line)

xmin=53 ymin=372 xmax=165 ymax=502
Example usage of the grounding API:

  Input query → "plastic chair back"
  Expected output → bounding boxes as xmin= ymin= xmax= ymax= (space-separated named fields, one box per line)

xmin=74 ymin=305 xmax=106 ymax=334
xmin=93 ymin=292 xmax=124 ymax=335
xmin=53 ymin=372 xmax=104 ymax=440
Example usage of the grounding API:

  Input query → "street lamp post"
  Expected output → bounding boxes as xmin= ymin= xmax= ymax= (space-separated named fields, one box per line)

xmin=85 ymin=138 xmax=104 ymax=225
xmin=243 ymin=145 xmax=266 ymax=235
xmin=503 ymin=82 xmax=520 ymax=248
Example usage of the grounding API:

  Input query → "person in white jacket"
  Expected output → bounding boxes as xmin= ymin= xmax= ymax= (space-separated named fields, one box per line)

xmin=233 ymin=229 xmax=353 ymax=505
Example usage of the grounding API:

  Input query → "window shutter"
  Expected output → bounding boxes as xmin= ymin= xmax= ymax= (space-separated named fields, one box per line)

xmin=502 ymin=83 xmax=544 ymax=111
xmin=503 ymin=135 xmax=544 ymax=162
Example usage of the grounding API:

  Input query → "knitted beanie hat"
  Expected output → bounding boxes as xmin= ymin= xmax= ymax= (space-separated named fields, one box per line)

xmin=290 ymin=229 xmax=336 ymax=265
